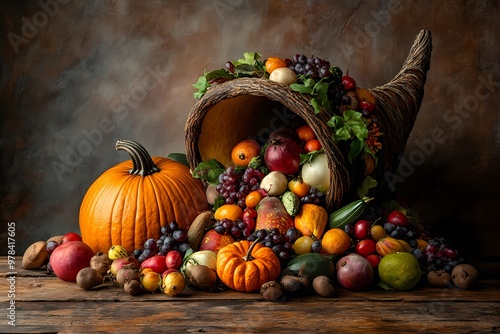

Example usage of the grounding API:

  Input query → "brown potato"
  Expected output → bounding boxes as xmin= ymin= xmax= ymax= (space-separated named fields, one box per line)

xmin=451 ymin=264 xmax=479 ymax=289
xmin=22 ymin=241 xmax=49 ymax=269
xmin=427 ymin=270 xmax=452 ymax=288
xmin=76 ymin=267 xmax=103 ymax=290
xmin=312 ymin=275 xmax=336 ymax=297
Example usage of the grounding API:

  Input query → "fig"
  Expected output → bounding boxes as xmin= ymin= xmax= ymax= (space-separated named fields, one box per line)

xmin=427 ymin=270 xmax=452 ymax=288
xmin=90 ymin=252 xmax=112 ymax=276
xmin=312 ymin=275 xmax=336 ymax=297
xmin=76 ymin=267 xmax=104 ymax=290
xmin=451 ymin=264 xmax=479 ymax=289
xmin=280 ymin=274 xmax=311 ymax=296
xmin=186 ymin=265 xmax=217 ymax=290
xmin=260 ymin=281 xmax=286 ymax=303
xmin=124 ymin=279 xmax=143 ymax=296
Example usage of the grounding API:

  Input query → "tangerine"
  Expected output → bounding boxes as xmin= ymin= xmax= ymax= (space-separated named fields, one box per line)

xmin=244 ymin=190 xmax=264 ymax=208
xmin=265 ymin=57 xmax=287 ymax=74
xmin=304 ymin=139 xmax=322 ymax=153
xmin=288 ymin=178 xmax=310 ymax=198
xmin=296 ymin=125 xmax=316 ymax=142
xmin=321 ymin=228 xmax=352 ymax=255
xmin=214 ymin=204 xmax=244 ymax=221
xmin=231 ymin=139 xmax=260 ymax=167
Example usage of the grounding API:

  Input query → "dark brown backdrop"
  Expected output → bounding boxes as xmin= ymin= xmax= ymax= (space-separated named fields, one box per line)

xmin=1 ymin=0 xmax=499 ymax=257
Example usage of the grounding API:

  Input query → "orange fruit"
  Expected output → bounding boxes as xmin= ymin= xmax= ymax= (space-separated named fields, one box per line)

xmin=231 ymin=139 xmax=260 ymax=167
xmin=321 ymin=228 xmax=352 ymax=255
xmin=214 ymin=204 xmax=244 ymax=221
xmin=288 ymin=178 xmax=310 ymax=198
xmin=416 ymin=239 xmax=428 ymax=251
xmin=304 ymin=139 xmax=322 ymax=153
xmin=244 ymin=190 xmax=264 ymax=208
xmin=265 ymin=57 xmax=287 ymax=74
xmin=296 ymin=125 xmax=316 ymax=142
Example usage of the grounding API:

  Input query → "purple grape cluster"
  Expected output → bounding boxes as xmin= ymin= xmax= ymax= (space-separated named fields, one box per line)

xmin=285 ymin=54 xmax=331 ymax=79
xmin=214 ymin=218 xmax=251 ymax=240
xmin=415 ymin=238 xmax=464 ymax=273
xmin=133 ymin=221 xmax=191 ymax=263
xmin=300 ymin=187 xmax=325 ymax=206
xmin=216 ymin=167 xmax=265 ymax=208
xmin=247 ymin=227 xmax=298 ymax=266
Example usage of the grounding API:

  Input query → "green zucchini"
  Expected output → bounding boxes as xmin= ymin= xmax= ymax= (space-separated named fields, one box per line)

xmin=167 ymin=152 xmax=190 ymax=167
xmin=285 ymin=253 xmax=335 ymax=279
xmin=328 ymin=197 xmax=373 ymax=230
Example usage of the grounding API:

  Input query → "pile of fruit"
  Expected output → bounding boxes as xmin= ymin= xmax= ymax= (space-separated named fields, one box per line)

xmin=21 ymin=53 xmax=479 ymax=300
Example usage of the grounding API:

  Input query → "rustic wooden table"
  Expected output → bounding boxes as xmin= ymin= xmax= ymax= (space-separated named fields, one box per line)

xmin=1 ymin=256 xmax=499 ymax=333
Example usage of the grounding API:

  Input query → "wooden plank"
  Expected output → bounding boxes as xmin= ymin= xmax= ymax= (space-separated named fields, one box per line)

xmin=1 ymin=276 xmax=500 ymax=304
xmin=1 ymin=300 xmax=499 ymax=333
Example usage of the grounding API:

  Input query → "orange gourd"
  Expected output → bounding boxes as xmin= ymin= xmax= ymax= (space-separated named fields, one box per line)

xmin=294 ymin=203 xmax=328 ymax=240
xmin=79 ymin=139 xmax=208 ymax=253
xmin=216 ymin=239 xmax=281 ymax=292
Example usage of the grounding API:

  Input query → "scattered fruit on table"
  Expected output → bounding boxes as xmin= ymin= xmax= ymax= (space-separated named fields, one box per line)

xmin=336 ymin=253 xmax=374 ymax=291
xmin=378 ymin=252 xmax=421 ymax=291
xmin=50 ymin=240 xmax=95 ymax=282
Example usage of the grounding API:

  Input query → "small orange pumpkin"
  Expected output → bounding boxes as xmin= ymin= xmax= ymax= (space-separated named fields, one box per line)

xmin=79 ymin=139 xmax=208 ymax=253
xmin=216 ymin=239 xmax=281 ymax=292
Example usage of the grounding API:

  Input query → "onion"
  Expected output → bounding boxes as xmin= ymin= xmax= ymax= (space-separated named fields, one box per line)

xmin=264 ymin=137 xmax=302 ymax=175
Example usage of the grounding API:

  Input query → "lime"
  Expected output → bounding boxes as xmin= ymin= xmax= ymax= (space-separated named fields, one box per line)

xmin=378 ymin=252 xmax=421 ymax=290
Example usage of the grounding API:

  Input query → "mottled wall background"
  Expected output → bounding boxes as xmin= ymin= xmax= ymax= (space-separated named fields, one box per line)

xmin=1 ymin=0 xmax=499 ymax=257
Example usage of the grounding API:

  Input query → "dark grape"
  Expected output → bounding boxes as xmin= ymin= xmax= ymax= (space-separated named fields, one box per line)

xmin=285 ymin=227 xmax=300 ymax=243
xmin=384 ymin=223 xmax=396 ymax=233
xmin=172 ymin=230 xmax=187 ymax=243
xmin=310 ymin=240 xmax=322 ymax=253
xmin=46 ymin=241 xmax=59 ymax=254
xmin=214 ymin=225 xmax=226 ymax=235
xmin=216 ymin=166 xmax=265 ymax=208
xmin=144 ymin=238 xmax=158 ymax=252
xmin=161 ymin=225 xmax=171 ymax=235
xmin=169 ymin=221 xmax=179 ymax=232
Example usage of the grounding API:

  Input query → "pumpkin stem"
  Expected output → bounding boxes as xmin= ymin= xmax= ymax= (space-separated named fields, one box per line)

xmin=115 ymin=139 xmax=160 ymax=176
xmin=243 ymin=238 xmax=261 ymax=262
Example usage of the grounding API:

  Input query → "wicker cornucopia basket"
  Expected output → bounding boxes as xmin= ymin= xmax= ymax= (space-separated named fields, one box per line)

xmin=185 ymin=30 xmax=432 ymax=211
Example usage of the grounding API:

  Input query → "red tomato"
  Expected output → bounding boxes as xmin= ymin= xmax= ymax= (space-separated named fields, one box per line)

xmin=355 ymin=239 xmax=377 ymax=257
xmin=387 ymin=211 xmax=409 ymax=227
xmin=165 ymin=250 xmax=183 ymax=270
xmin=365 ymin=254 xmax=381 ymax=269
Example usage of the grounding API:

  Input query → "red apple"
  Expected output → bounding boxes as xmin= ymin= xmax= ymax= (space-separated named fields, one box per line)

xmin=199 ymin=229 xmax=235 ymax=254
xmin=140 ymin=255 xmax=167 ymax=274
xmin=366 ymin=254 xmax=382 ymax=269
xmin=61 ymin=232 xmax=82 ymax=244
xmin=50 ymin=241 xmax=95 ymax=282
xmin=165 ymin=250 xmax=183 ymax=270
xmin=387 ymin=210 xmax=409 ymax=227
xmin=341 ymin=74 xmax=356 ymax=91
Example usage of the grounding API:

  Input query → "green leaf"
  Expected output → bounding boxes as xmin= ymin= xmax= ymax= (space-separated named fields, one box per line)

xmin=205 ymin=69 xmax=232 ymax=81
xmin=290 ymin=83 xmax=313 ymax=94
xmin=348 ymin=139 xmax=364 ymax=162
xmin=299 ymin=149 xmax=324 ymax=165
xmin=191 ymin=159 xmax=225 ymax=185
xmin=310 ymin=98 xmax=322 ymax=114
xmin=357 ymin=176 xmax=378 ymax=199
xmin=193 ymin=75 xmax=209 ymax=99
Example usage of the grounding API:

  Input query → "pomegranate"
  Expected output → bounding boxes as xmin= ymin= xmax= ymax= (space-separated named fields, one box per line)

xmin=50 ymin=241 xmax=95 ymax=282
xmin=264 ymin=136 xmax=302 ymax=175
xmin=336 ymin=253 xmax=374 ymax=291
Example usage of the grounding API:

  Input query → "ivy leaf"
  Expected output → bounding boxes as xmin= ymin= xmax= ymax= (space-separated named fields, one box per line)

xmin=310 ymin=98 xmax=322 ymax=114
xmin=191 ymin=159 xmax=225 ymax=185
xmin=290 ymin=82 xmax=314 ymax=94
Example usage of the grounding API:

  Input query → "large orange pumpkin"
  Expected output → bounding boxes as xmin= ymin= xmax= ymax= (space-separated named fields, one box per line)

xmin=216 ymin=239 xmax=281 ymax=292
xmin=79 ymin=139 xmax=208 ymax=253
